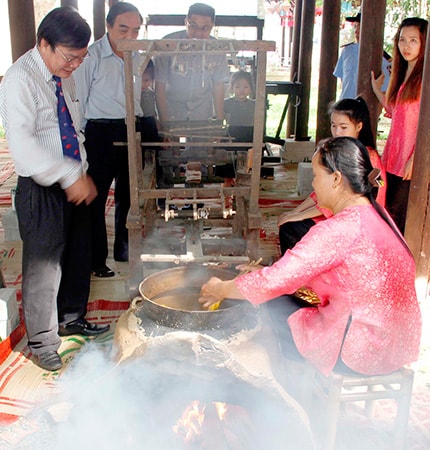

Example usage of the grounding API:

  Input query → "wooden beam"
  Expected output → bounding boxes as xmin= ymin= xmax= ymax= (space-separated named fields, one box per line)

xmin=60 ymin=0 xmax=78 ymax=8
xmin=93 ymin=0 xmax=106 ymax=41
xmin=404 ymin=23 xmax=430 ymax=297
xmin=116 ymin=39 xmax=275 ymax=53
xmin=316 ymin=0 xmax=341 ymax=142
xmin=295 ymin=0 xmax=316 ymax=141
xmin=286 ymin=0 xmax=303 ymax=139
xmin=7 ymin=0 xmax=35 ymax=62
xmin=357 ymin=0 xmax=387 ymax=134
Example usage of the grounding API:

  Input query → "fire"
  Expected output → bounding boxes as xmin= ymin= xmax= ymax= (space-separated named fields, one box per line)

xmin=172 ymin=401 xmax=227 ymax=442
xmin=214 ymin=401 xmax=227 ymax=420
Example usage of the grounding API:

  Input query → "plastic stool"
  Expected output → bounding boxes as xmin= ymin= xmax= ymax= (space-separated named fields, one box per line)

xmin=303 ymin=364 xmax=414 ymax=450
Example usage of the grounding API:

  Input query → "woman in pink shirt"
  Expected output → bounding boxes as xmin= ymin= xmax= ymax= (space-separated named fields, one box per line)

xmin=199 ymin=137 xmax=421 ymax=376
xmin=371 ymin=17 xmax=428 ymax=233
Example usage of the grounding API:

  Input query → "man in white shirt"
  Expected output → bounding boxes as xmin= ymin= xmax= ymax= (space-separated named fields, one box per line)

xmin=0 ymin=7 xmax=109 ymax=372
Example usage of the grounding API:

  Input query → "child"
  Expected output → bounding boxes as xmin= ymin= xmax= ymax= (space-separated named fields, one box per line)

xmin=371 ymin=17 xmax=428 ymax=234
xmin=224 ymin=70 xmax=255 ymax=142
xmin=278 ymin=96 xmax=386 ymax=255
xmin=218 ymin=70 xmax=255 ymax=186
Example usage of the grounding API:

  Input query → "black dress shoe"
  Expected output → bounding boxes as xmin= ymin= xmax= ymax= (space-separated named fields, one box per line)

xmin=91 ymin=265 xmax=115 ymax=278
xmin=34 ymin=351 xmax=63 ymax=371
xmin=59 ymin=318 xmax=110 ymax=337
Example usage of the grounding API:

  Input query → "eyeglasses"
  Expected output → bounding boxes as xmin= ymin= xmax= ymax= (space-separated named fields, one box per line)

xmin=186 ymin=20 xmax=213 ymax=33
xmin=55 ymin=46 xmax=88 ymax=64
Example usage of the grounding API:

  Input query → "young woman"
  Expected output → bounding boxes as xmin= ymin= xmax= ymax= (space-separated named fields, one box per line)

xmin=371 ymin=17 xmax=428 ymax=234
xmin=277 ymin=97 xmax=386 ymax=255
xmin=199 ymin=137 xmax=421 ymax=377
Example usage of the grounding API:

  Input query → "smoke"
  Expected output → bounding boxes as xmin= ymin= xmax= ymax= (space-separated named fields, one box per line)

xmin=10 ymin=326 xmax=317 ymax=450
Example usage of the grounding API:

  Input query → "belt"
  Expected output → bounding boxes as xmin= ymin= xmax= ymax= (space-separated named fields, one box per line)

xmin=88 ymin=117 xmax=141 ymax=125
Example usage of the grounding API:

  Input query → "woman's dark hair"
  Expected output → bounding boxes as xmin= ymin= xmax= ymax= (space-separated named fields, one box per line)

xmin=328 ymin=96 xmax=376 ymax=148
xmin=315 ymin=136 xmax=411 ymax=253
xmin=106 ymin=1 xmax=143 ymax=27
xmin=37 ymin=6 xmax=91 ymax=49
xmin=386 ymin=17 xmax=428 ymax=105
xmin=188 ymin=3 xmax=216 ymax=22
xmin=229 ymin=70 xmax=254 ymax=96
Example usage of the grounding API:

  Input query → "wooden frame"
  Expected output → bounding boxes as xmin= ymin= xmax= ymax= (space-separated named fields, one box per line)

xmin=117 ymin=39 xmax=275 ymax=297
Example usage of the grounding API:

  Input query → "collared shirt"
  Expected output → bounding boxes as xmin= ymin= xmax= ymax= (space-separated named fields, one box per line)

xmin=74 ymin=33 xmax=143 ymax=127
xmin=0 ymin=46 xmax=85 ymax=189
xmin=155 ymin=30 xmax=230 ymax=121
xmin=333 ymin=42 xmax=391 ymax=100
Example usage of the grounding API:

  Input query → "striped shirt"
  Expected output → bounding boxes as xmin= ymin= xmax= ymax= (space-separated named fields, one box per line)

xmin=0 ymin=46 xmax=86 ymax=189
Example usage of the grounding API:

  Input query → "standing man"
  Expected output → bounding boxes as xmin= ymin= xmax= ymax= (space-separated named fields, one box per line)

xmin=75 ymin=2 xmax=144 ymax=275
xmin=0 ymin=7 xmax=109 ymax=372
xmin=333 ymin=12 xmax=391 ymax=100
xmin=155 ymin=3 xmax=230 ymax=124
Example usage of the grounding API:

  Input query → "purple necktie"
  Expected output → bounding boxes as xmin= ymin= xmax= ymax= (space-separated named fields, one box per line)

xmin=53 ymin=76 xmax=81 ymax=161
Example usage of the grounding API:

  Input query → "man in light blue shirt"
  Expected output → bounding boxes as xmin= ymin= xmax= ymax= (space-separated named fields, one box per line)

xmin=333 ymin=13 xmax=390 ymax=100
xmin=74 ymin=2 xmax=144 ymax=275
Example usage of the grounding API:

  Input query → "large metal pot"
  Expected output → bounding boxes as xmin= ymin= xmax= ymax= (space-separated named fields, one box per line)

xmin=138 ymin=266 xmax=256 ymax=331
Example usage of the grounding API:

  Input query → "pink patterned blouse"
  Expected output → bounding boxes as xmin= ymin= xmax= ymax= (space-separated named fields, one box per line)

xmin=236 ymin=204 xmax=421 ymax=376
xmin=382 ymin=85 xmax=421 ymax=177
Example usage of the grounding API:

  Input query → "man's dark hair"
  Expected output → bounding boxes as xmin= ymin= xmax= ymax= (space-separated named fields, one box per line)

xmin=37 ymin=6 xmax=91 ymax=49
xmin=187 ymin=3 xmax=216 ymax=23
xmin=106 ymin=1 xmax=143 ymax=26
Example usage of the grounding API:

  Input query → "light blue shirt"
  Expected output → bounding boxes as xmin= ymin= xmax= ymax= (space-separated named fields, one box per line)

xmin=333 ymin=42 xmax=390 ymax=100
xmin=74 ymin=34 xmax=143 ymax=128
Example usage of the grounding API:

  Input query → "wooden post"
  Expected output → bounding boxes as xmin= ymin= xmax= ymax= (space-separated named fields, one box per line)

xmin=357 ymin=0 xmax=387 ymax=135
xmin=315 ymin=0 xmax=341 ymax=143
xmin=286 ymin=0 xmax=303 ymax=139
xmin=60 ymin=0 xmax=78 ymax=8
xmin=93 ymin=0 xmax=106 ymax=41
xmin=7 ymin=0 xmax=36 ymax=62
xmin=404 ymin=25 xmax=430 ymax=301
xmin=295 ymin=0 xmax=316 ymax=141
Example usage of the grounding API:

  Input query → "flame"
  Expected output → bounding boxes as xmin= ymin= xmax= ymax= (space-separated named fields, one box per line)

xmin=173 ymin=401 xmax=228 ymax=441
xmin=172 ymin=400 xmax=206 ymax=441
xmin=214 ymin=401 xmax=227 ymax=421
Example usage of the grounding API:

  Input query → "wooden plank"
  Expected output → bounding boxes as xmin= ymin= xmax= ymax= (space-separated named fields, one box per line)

xmin=405 ymin=24 xmax=430 ymax=298
xmin=123 ymin=51 xmax=144 ymax=297
xmin=358 ymin=0 xmax=387 ymax=134
xmin=117 ymin=39 xmax=276 ymax=54
xmin=316 ymin=0 xmax=341 ymax=142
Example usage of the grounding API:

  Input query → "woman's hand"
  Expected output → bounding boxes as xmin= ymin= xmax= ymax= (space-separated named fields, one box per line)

xmin=199 ymin=277 xmax=226 ymax=310
xmin=235 ymin=263 xmax=262 ymax=273
xmin=403 ymin=158 xmax=414 ymax=180
xmin=371 ymin=71 xmax=386 ymax=107
xmin=371 ymin=70 xmax=384 ymax=93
